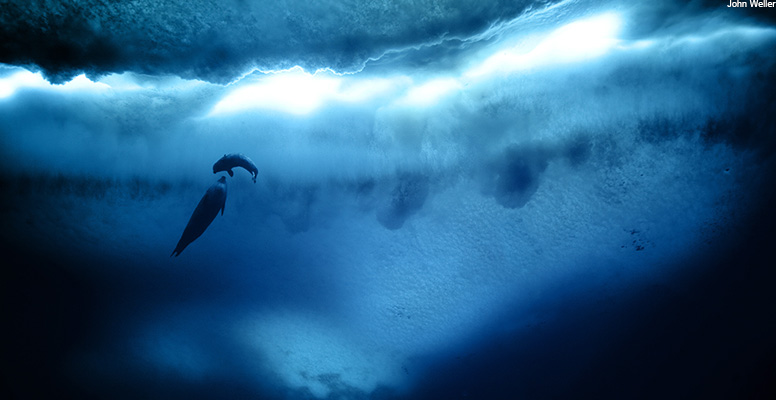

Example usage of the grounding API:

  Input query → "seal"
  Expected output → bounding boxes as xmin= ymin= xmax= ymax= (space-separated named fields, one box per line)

xmin=213 ymin=153 xmax=259 ymax=183
xmin=171 ymin=176 xmax=227 ymax=257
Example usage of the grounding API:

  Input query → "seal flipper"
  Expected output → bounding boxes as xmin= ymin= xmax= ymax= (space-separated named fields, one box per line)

xmin=227 ymin=169 xmax=234 ymax=177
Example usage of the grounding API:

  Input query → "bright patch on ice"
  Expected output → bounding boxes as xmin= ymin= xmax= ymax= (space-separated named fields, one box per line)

xmin=397 ymin=78 xmax=462 ymax=107
xmin=466 ymin=13 xmax=622 ymax=78
xmin=210 ymin=67 xmax=407 ymax=116
xmin=211 ymin=68 xmax=341 ymax=115
xmin=0 ymin=70 xmax=110 ymax=98
xmin=239 ymin=312 xmax=405 ymax=397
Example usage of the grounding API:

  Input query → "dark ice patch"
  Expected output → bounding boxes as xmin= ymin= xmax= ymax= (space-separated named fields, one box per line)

xmin=636 ymin=114 xmax=692 ymax=144
xmin=562 ymin=135 xmax=593 ymax=168
xmin=620 ymin=228 xmax=653 ymax=252
xmin=347 ymin=177 xmax=379 ymax=212
xmin=266 ymin=180 xmax=318 ymax=234
xmin=0 ymin=172 xmax=175 ymax=201
xmin=700 ymin=65 xmax=776 ymax=155
xmin=377 ymin=172 xmax=430 ymax=230
xmin=0 ymin=6 xmax=122 ymax=83
xmin=483 ymin=144 xmax=551 ymax=209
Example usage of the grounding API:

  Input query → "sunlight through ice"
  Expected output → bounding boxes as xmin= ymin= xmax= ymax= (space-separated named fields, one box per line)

xmin=210 ymin=67 xmax=341 ymax=115
xmin=398 ymin=78 xmax=461 ymax=107
xmin=466 ymin=13 xmax=622 ymax=78
xmin=0 ymin=70 xmax=111 ymax=99
xmin=209 ymin=67 xmax=409 ymax=116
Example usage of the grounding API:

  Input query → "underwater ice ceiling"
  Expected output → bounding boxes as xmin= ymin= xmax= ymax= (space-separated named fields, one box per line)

xmin=2 ymin=0 xmax=775 ymax=399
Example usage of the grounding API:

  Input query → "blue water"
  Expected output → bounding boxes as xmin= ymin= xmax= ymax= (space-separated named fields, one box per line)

xmin=2 ymin=0 xmax=775 ymax=398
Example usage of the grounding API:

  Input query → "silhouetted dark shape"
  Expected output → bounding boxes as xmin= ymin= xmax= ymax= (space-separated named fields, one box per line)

xmin=213 ymin=153 xmax=259 ymax=183
xmin=171 ymin=176 xmax=227 ymax=257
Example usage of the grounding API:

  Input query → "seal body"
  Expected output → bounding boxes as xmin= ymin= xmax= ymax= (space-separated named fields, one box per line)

xmin=171 ymin=176 xmax=227 ymax=257
xmin=213 ymin=153 xmax=259 ymax=183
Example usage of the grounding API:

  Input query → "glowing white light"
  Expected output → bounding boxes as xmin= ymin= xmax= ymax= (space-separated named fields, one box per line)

xmin=210 ymin=67 xmax=410 ymax=116
xmin=0 ymin=70 xmax=111 ymax=99
xmin=98 ymin=73 xmax=207 ymax=91
xmin=618 ymin=39 xmax=655 ymax=50
xmin=97 ymin=74 xmax=146 ymax=91
xmin=535 ymin=13 xmax=622 ymax=62
xmin=466 ymin=13 xmax=622 ymax=78
xmin=0 ymin=70 xmax=48 ymax=98
xmin=667 ymin=25 xmax=776 ymax=47
xmin=337 ymin=77 xmax=407 ymax=103
xmin=398 ymin=78 xmax=461 ymax=106
xmin=60 ymin=74 xmax=112 ymax=91
xmin=211 ymin=67 xmax=341 ymax=115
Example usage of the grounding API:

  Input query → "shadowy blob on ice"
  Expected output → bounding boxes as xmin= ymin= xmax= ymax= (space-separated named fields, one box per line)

xmin=377 ymin=172 xmax=430 ymax=230
xmin=482 ymin=144 xmax=552 ymax=209
xmin=264 ymin=179 xmax=319 ymax=234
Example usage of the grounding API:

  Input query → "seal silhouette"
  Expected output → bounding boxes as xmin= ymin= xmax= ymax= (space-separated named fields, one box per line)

xmin=213 ymin=153 xmax=259 ymax=183
xmin=171 ymin=176 xmax=227 ymax=257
